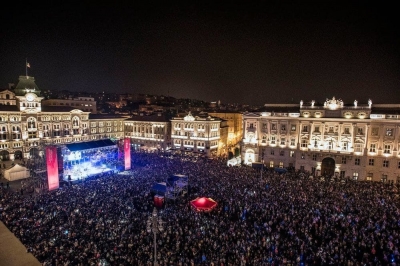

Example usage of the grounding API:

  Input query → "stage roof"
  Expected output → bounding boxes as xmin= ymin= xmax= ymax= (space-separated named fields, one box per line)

xmin=65 ymin=139 xmax=116 ymax=152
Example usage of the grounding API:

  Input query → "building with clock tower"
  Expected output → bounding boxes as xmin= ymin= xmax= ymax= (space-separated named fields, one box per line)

xmin=0 ymin=75 xmax=125 ymax=162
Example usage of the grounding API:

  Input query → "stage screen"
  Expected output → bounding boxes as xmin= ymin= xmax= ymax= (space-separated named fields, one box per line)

xmin=124 ymin=138 xmax=131 ymax=170
xmin=46 ymin=146 xmax=60 ymax=191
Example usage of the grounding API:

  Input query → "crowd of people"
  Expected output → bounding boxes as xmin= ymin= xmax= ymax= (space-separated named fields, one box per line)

xmin=0 ymin=151 xmax=399 ymax=265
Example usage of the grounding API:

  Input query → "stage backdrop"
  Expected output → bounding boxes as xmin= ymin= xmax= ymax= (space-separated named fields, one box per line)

xmin=46 ymin=146 xmax=60 ymax=191
xmin=124 ymin=138 xmax=131 ymax=170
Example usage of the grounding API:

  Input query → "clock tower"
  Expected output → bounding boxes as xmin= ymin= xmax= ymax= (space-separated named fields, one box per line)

xmin=13 ymin=76 xmax=44 ymax=112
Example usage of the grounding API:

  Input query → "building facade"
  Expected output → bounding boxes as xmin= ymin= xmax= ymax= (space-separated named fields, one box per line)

xmin=207 ymin=111 xmax=243 ymax=156
xmin=124 ymin=112 xmax=172 ymax=151
xmin=170 ymin=112 xmax=222 ymax=157
xmin=241 ymin=97 xmax=400 ymax=183
xmin=42 ymin=96 xmax=97 ymax=113
xmin=0 ymin=76 xmax=124 ymax=161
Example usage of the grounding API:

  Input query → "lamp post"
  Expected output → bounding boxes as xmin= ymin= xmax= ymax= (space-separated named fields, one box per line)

xmin=146 ymin=207 xmax=164 ymax=266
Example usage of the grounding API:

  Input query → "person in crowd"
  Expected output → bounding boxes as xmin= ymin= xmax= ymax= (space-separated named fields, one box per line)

xmin=0 ymin=150 xmax=399 ymax=265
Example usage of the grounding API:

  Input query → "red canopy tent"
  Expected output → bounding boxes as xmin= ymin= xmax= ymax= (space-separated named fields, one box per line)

xmin=190 ymin=197 xmax=218 ymax=212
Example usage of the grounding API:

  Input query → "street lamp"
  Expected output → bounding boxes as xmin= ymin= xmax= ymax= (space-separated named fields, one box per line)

xmin=146 ymin=208 xmax=164 ymax=266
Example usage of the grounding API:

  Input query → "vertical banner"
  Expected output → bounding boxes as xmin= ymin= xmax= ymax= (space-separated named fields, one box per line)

xmin=46 ymin=146 xmax=59 ymax=191
xmin=124 ymin=138 xmax=131 ymax=170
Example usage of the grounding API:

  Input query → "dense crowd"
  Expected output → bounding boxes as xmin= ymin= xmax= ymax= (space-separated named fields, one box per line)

xmin=0 ymin=151 xmax=399 ymax=265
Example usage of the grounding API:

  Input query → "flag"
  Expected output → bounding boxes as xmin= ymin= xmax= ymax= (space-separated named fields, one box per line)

xmin=26 ymin=62 xmax=30 ymax=68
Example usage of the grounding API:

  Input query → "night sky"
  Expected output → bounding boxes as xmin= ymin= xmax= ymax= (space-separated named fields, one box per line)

xmin=1 ymin=2 xmax=399 ymax=105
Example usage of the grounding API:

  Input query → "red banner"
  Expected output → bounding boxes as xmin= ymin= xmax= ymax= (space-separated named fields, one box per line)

xmin=46 ymin=146 xmax=59 ymax=191
xmin=124 ymin=138 xmax=131 ymax=170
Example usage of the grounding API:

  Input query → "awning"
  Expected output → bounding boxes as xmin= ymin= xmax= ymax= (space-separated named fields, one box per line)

xmin=65 ymin=139 xmax=116 ymax=152
xmin=190 ymin=197 xmax=218 ymax=212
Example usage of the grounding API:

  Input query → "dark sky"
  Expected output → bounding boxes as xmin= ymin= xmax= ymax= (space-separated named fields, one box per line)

xmin=1 ymin=1 xmax=399 ymax=105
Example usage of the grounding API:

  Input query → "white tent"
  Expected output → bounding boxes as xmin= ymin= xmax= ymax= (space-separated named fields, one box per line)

xmin=3 ymin=164 xmax=30 ymax=181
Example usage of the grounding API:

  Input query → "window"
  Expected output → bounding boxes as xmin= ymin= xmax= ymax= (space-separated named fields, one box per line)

xmin=301 ymin=139 xmax=308 ymax=148
xmin=354 ymin=143 xmax=363 ymax=153
xmin=28 ymin=131 xmax=37 ymax=139
xmin=271 ymin=124 xmax=276 ymax=130
xmin=383 ymin=160 xmax=389 ymax=168
xmin=353 ymin=172 xmax=359 ymax=181
xmin=328 ymin=141 xmax=333 ymax=150
xmin=342 ymin=142 xmax=348 ymax=150
xmin=279 ymin=150 xmax=284 ymax=156
xmin=279 ymin=162 xmax=284 ymax=168
xmin=301 ymin=153 xmax=305 ymax=159
xmin=355 ymin=158 xmax=360 ymax=165
xmin=290 ymin=151 xmax=295 ymax=157
xmin=313 ymin=139 xmax=318 ymax=148
xmin=269 ymin=161 xmax=274 ymax=168
xmin=280 ymin=138 xmax=285 ymax=145
xmin=290 ymin=139 xmax=295 ymax=146
xmin=344 ymin=127 xmax=350 ymax=134
xmin=383 ymin=144 xmax=391 ymax=154
xmin=270 ymin=149 xmax=274 ymax=155
xmin=312 ymin=154 xmax=317 ymax=161
xmin=366 ymin=173 xmax=373 ymax=181
xmin=27 ymin=117 xmax=36 ymax=129
xmin=291 ymin=125 xmax=296 ymax=131
xmin=302 ymin=125 xmax=308 ymax=132
xmin=262 ymin=123 xmax=267 ymax=129
xmin=371 ymin=127 xmax=379 ymax=136
xmin=368 ymin=158 xmax=374 ymax=166
xmin=357 ymin=127 xmax=363 ymax=135
xmin=341 ymin=157 xmax=347 ymax=164
xmin=369 ymin=144 xmax=376 ymax=153
xmin=270 ymin=136 xmax=276 ymax=145
xmin=381 ymin=175 xmax=388 ymax=183
xmin=314 ymin=126 xmax=320 ymax=132
xmin=386 ymin=128 xmax=393 ymax=136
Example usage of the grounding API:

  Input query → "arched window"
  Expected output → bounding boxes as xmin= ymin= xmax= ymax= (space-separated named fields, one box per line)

xmin=27 ymin=117 xmax=36 ymax=129
xmin=72 ymin=116 xmax=79 ymax=126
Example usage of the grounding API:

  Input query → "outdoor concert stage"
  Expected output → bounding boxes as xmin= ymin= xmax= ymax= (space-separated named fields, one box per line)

xmin=62 ymin=162 xmax=115 ymax=181
xmin=61 ymin=139 xmax=118 ymax=182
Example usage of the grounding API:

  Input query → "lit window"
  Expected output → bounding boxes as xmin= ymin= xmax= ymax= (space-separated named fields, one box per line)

xmin=369 ymin=144 xmax=376 ymax=153
xmin=383 ymin=144 xmax=391 ymax=154
xmin=301 ymin=139 xmax=308 ymax=148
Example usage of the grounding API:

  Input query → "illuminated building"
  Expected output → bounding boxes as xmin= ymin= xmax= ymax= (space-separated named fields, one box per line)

xmin=124 ymin=112 xmax=172 ymax=151
xmin=170 ymin=112 xmax=222 ymax=157
xmin=242 ymin=97 xmax=400 ymax=183
xmin=207 ymin=111 xmax=243 ymax=157
xmin=0 ymin=76 xmax=125 ymax=161
xmin=42 ymin=96 xmax=97 ymax=113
